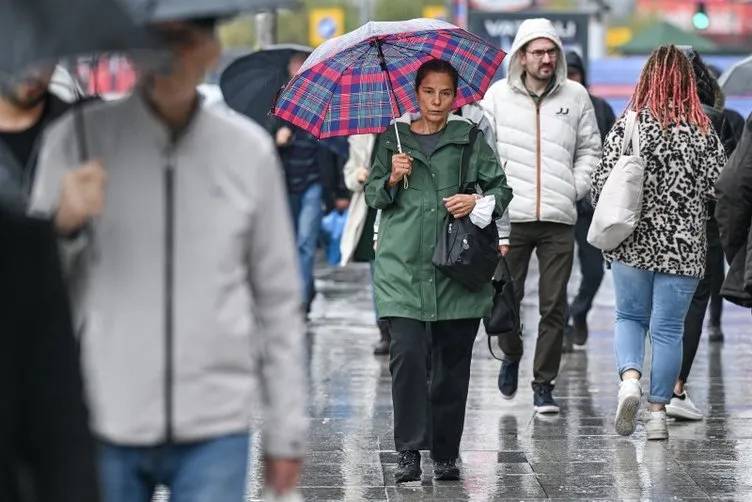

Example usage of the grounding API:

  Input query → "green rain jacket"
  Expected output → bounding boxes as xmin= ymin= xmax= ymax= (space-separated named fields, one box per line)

xmin=365 ymin=113 xmax=513 ymax=321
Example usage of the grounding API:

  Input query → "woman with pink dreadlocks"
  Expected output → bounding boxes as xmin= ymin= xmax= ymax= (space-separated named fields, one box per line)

xmin=590 ymin=45 xmax=727 ymax=441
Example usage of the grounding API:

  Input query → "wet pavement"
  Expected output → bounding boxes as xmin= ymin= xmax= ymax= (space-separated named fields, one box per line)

xmin=247 ymin=260 xmax=752 ymax=501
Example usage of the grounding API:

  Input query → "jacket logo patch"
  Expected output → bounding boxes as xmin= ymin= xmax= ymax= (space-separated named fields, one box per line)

xmin=556 ymin=107 xmax=570 ymax=115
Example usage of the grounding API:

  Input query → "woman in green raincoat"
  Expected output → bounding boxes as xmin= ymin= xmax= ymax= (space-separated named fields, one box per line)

xmin=365 ymin=59 xmax=512 ymax=483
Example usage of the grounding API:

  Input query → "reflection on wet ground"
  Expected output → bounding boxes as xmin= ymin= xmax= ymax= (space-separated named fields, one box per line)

xmin=247 ymin=262 xmax=752 ymax=501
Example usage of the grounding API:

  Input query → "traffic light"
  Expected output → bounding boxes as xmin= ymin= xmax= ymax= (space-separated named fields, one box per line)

xmin=692 ymin=1 xmax=710 ymax=31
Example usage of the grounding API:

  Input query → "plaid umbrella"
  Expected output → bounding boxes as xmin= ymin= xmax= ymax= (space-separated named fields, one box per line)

xmin=272 ymin=18 xmax=506 ymax=144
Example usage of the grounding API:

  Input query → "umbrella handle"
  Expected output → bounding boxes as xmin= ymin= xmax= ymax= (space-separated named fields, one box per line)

xmin=391 ymin=120 xmax=408 ymax=189
xmin=375 ymin=39 xmax=408 ymax=189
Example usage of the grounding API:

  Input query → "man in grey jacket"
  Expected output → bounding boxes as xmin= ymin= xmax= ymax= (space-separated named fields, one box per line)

xmin=29 ymin=16 xmax=306 ymax=502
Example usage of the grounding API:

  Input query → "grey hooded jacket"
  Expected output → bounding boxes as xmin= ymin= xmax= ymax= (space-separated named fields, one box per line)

xmin=29 ymin=92 xmax=307 ymax=457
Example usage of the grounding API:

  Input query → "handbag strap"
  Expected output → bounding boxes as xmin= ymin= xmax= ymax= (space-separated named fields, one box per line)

xmin=458 ymin=126 xmax=480 ymax=190
xmin=621 ymin=110 xmax=641 ymax=157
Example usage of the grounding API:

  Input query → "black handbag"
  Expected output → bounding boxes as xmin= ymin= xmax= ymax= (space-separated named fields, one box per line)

xmin=431 ymin=127 xmax=499 ymax=292
xmin=484 ymin=257 xmax=522 ymax=360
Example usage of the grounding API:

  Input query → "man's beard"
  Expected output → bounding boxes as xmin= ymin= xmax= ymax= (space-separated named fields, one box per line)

xmin=0 ymin=81 xmax=48 ymax=109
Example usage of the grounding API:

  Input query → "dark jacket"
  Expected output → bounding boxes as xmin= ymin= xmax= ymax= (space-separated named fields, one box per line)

xmin=0 ymin=210 xmax=99 ymax=502
xmin=565 ymin=51 xmax=616 ymax=142
xmin=724 ymin=108 xmax=746 ymax=144
xmin=715 ymin=113 xmax=752 ymax=307
xmin=0 ymin=94 xmax=74 ymax=213
xmin=269 ymin=119 xmax=349 ymax=212
xmin=705 ymin=105 xmax=738 ymax=157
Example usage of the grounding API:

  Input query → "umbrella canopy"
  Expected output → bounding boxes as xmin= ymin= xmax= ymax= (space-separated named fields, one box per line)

xmin=272 ymin=18 xmax=506 ymax=139
xmin=0 ymin=0 xmax=151 ymax=77
xmin=220 ymin=44 xmax=313 ymax=126
xmin=719 ymin=54 xmax=752 ymax=96
xmin=619 ymin=21 xmax=717 ymax=55
xmin=125 ymin=0 xmax=300 ymax=23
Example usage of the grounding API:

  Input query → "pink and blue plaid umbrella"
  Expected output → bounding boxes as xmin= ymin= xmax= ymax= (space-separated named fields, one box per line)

xmin=272 ymin=18 xmax=506 ymax=140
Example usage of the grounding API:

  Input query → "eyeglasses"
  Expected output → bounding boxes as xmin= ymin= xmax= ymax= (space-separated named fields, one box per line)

xmin=526 ymin=48 xmax=559 ymax=60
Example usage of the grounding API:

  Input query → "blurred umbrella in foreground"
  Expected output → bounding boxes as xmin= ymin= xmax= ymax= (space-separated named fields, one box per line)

xmin=220 ymin=44 xmax=313 ymax=126
xmin=0 ymin=0 xmax=151 ymax=78
xmin=719 ymin=54 xmax=752 ymax=96
xmin=123 ymin=0 xmax=301 ymax=23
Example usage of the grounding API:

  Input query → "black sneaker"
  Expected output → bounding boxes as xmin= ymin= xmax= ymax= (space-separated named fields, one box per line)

xmin=433 ymin=458 xmax=460 ymax=481
xmin=498 ymin=358 xmax=520 ymax=400
xmin=572 ymin=316 xmax=589 ymax=346
xmin=395 ymin=450 xmax=421 ymax=483
xmin=708 ymin=325 xmax=724 ymax=343
xmin=533 ymin=384 xmax=560 ymax=414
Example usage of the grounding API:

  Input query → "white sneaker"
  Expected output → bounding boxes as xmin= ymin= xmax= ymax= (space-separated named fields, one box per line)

xmin=615 ymin=379 xmax=642 ymax=436
xmin=666 ymin=391 xmax=703 ymax=421
xmin=645 ymin=410 xmax=669 ymax=440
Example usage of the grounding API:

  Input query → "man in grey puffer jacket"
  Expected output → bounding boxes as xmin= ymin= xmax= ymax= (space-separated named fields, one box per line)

xmin=481 ymin=18 xmax=601 ymax=415
xmin=29 ymin=14 xmax=306 ymax=502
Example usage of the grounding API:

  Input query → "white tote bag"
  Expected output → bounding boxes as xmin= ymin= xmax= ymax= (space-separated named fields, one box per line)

xmin=587 ymin=110 xmax=646 ymax=251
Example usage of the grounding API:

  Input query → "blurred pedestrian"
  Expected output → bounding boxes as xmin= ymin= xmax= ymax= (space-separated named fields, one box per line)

xmin=457 ymin=102 xmax=512 ymax=258
xmin=592 ymin=45 xmax=727 ymax=441
xmin=29 ymin=16 xmax=306 ymax=501
xmin=0 ymin=209 xmax=99 ymax=502
xmin=481 ymin=18 xmax=601 ymax=414
xmin=715 ymin=113 xmax=752 ymax=312
xmin=0 ymin=64 xmax=79 ymax=212
xmin=339 ymin=133 xmax=393 ymax=354
xmin=271 ymin=53 xmax=349 ymax=315
xmin=365 ymin=59 xmax=512 ymax=483
xmin=707 ymin=64 xmax=746 ymax=143
xmin=562 ymin=50 xmax=616 ymax=351
xmin=667 ymin=49 xmax=739 ymax=422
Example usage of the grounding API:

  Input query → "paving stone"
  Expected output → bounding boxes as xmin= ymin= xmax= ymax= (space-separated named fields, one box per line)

xmin=242 ymin=263 xmax=752 ymax=501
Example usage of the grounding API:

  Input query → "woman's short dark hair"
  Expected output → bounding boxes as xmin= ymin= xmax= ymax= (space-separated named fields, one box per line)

xmin=415 ymin=59 xmax=459 ymax=93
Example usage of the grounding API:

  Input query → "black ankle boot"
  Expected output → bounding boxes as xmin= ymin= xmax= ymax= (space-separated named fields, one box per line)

xmin=433 ymin=458 xmax=460 ymax=480
xmin=395 ymin=450 xmax=421 ymax=483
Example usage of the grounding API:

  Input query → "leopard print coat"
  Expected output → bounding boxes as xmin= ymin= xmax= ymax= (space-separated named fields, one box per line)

xmin=591 ymin=109 xmax=727 ymax=278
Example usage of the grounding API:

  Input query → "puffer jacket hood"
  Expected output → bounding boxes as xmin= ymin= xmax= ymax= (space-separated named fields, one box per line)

xmin=506 ymin=18 xmax=567 ymax=93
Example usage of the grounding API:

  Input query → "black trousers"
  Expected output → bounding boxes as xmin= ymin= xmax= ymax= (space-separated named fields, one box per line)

xmin=569 ymin=201 xmax=605 ymax=323
xmin=388 ymin=317 xmax=479 ymax=461
xmin=680 ymin=220 xmax=725 ymax=382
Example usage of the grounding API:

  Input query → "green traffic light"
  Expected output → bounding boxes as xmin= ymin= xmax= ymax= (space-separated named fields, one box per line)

xmin=692 ymin=11 xmax=710 ymax=30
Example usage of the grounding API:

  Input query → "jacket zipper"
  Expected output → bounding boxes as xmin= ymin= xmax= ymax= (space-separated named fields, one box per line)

xmin=164 ymin=149 xmax=176 ymax=444
xmin=535 ymin=100 xmax=542 ymax=221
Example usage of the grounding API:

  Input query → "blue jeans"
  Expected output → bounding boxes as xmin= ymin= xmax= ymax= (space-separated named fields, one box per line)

xmin=98 ymin=433 xmax=249 ymax=502
xmin=288 ymin=182 xmax=323 ymax=307
xmin=611 ymin=261 xmax=700 ymax=404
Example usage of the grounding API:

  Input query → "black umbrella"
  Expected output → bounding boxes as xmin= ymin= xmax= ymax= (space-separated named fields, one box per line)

xmin=125 ymin=0 xmax=301 ymax=23
xmin=0 ymin=0 xmax=151 ymax=77
xmin=220 ymin=44 xmax=313 ymax=126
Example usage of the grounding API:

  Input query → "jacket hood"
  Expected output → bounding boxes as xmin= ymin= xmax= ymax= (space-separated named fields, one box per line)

xmin=565 ymin=50 xmax=587 ymax=88
xmin=506 ymin=18 xmax=567 ymax=93
xmin=383 ymin=112 xmax=475 ymax=152
xmin=393 ymin=111 xmax=470 ymax=127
